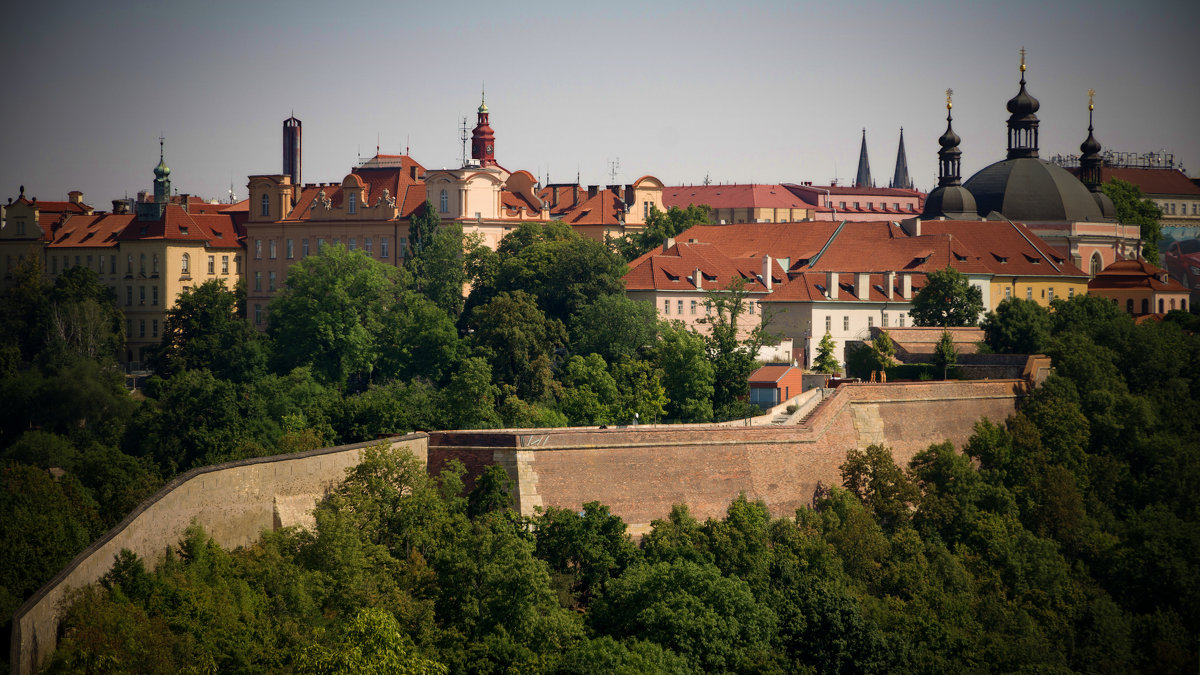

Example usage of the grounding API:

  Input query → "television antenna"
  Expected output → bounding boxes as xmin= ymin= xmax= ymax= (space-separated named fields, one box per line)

xmin=459 ymin=117 xmax=470 ymax=167
xmin=608 ymin=157 xmax=620 ymax=184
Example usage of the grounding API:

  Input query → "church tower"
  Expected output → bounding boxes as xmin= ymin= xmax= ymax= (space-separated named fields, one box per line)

xmin=1079 ymin=90 xmax=1116 ymax=219
xmin=1005 ymin=48 xmax=1041 ymax=159
xmin=891 ymin=128 xmax=913 ymax=190
xmin=471 ymin=92 xmax=497 ymax=168
xmin=854 ymin=129 xmax=873 ymax=188
xmin=921 ymin=89 xmax=977 ymax=219
xmin=138 ymin=138 xmax=172 ymax=221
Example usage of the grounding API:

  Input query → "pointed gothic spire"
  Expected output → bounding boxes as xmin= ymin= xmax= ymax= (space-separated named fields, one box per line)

xmin=891 ymin=128 xmax=913 ymax=190
xmin=854 ymin=129 xmax=873 ymax=188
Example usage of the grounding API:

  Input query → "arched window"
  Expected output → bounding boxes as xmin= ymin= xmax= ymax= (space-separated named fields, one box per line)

xmin=1142 ymin=298 xmax=1149 ymax=314
xmin=1159 ymin=299 xmax=1165 ymax=313
xmin=260 ymin=193 xmax=270 ymax=217
xmin=440 ymin=189 xmax=448 ymax=213
xmin=1126 ymin=299 xmax=1134 ymax=314
xmin=152 ymin=254 xmax=159 ymax=274
xmin=1170 ymin=298 xmax=1176 ymax=310
xmin=1090 ymin=252 xmax=1103 ymax=276
xmin=181 ymin=253 xmax=190 ymax=274
xmin=348 ymin=193 xmax=357 ymax=214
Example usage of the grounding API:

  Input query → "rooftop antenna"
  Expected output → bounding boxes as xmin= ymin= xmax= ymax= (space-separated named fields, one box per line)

xmin=576 ymin=164 xmax=581 ymax=185
xmin=459 ymin=116 xmax=470 ymax=167
xmin=406 ymin=134 xmax=410 ymax=157
xmin=608 ymin=157 xmax=620 ymax=184
xmin=703 ymin=172 xmax=711 ymax=186
xmin=376 ymin=132 xmax=380 ymax=157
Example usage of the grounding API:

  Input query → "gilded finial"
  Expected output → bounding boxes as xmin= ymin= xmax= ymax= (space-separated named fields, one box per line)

xmin=1019 ymin=47 xmax=1026 ymax=72
xmin=1088 ymin=88 xmax=1095 ymax=111
xmin=945 ymin=88 xmax=953 ymax=109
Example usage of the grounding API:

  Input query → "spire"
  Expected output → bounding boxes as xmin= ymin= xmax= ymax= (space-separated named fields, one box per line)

xmin=937 ymin=89 xmax=963 ymax=187
xmin=1079 ymin=89 xmax=1103 ymax=192
xmin=854 ymin=129 xmax=873 ymax=188
xmin=471 ymin=90 xmax=496 ymax=167
xmin=891 ymin=128 xmax=913 ymax=189
xmin=153 ymin=135 xmax=170 ymax=204
xmin=1005 ymin=47 xmax=1041 ymax=159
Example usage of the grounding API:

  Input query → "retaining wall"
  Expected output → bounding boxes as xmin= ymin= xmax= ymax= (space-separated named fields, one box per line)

xmin=10 ymin=434 xmax=428 ymax=675
xmin=429 ymin=379 xmax=1024 ymax=535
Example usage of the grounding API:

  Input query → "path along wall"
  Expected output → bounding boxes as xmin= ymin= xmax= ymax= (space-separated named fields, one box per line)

xmin=10 ymin=434 xmax=428 ymax=675
xmin=428 ymin=380 xmax=1025 ymax=536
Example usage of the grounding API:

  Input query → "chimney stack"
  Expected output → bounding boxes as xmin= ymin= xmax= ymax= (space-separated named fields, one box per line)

xmin=694 ymin=267 xmax=703 ymax=290
xmin=885 ymin=271 xmax=896 ymax=299
xmin=901 ymin=273 xmax=913 ymax=299
xmin=664 ymin=237 xmax=675 ymax=252
xmin=827 ymin=271 xmax=839 ymax=299
xmin=762 ymin=255 xmax=773 ymax=291
xmin=588 ymin=185 xmax=598 ymax=199
xmin=610 ymin=184 xmax=623 ymax=201
xmin=68 ymin=190 xmax=83 ymax=205
xmin=855 ymin=272 xmax=869 ymax=299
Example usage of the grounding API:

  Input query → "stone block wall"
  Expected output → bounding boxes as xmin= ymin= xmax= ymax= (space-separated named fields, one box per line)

xmin=10 ymin=435 xmax=428 ymax=675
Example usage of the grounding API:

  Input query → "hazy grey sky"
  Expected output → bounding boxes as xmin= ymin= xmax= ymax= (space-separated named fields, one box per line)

xmin=3 ymin=0 xmax=1197 ymax=206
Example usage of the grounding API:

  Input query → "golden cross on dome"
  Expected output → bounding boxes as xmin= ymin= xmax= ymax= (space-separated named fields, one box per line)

xmin=1088 ymin=88 xmax=1095 ymax=110
xmin=1019 ymin=47 xmax=1026 ymax=72
xmin=945 ymin=88 xmax=953 ymax=109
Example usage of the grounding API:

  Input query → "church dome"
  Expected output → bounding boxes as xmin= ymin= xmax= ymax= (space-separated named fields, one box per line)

xmin=1006 ymin=79 xmax=1040 ymax=119
xmin=923 ymin=184 xmax=977 ymax=219
xmin=1092 ymin=191 xmax=1116 ymax=219
xmin=154 ymin=158 xmax=170 ymax=178
xmin=963 ymin=157 xmax=1106 ymax=222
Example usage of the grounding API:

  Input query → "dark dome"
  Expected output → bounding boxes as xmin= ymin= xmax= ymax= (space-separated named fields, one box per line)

xmin=922 ymin=185 xmax=977 ymax=219
xmin=1092 ymin=191 xmax=1116 ymax=219
xmin=939 ymin=124 xmax=961 ymax=150
xmin=1080 ymin=128 xmax=1101 ymax=155
xmin=1006 ymin=80 xmax=1040 ymax=118
xmin=963 ymin=157 xmax=1107 ymax=222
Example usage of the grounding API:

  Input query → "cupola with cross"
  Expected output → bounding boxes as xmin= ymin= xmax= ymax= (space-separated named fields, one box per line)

xmin=471 ymin=90 xmax=497 ymax=168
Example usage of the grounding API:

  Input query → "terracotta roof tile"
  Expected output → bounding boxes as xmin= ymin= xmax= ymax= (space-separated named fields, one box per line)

xmin=1068 ymin=167 xmax=1200 ymax=196
xmin=662 ymin=184 xmax=814 ymax=210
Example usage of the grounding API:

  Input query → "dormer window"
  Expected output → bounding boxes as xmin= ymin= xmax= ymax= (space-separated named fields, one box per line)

xmin=260 ymin=193 xmax=270 ymax=217
xmin=348 ymin=193 xmax=357 ymax=214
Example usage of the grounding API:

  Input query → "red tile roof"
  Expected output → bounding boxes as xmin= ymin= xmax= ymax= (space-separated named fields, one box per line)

xmin=749 ymin=364 xmax=801 ymax=384
xmin=48 ymin=205 xmax=243 ymax=250
xmin=1078 ymin=167 xmax=1200 ymax=197
xmin=557 ymin=188 xmax=629 ymax=225
xmin=662 ymin=184 xmax=814 ymax=211
xmin=1088 ymin=259 xmax=1188 ymax=292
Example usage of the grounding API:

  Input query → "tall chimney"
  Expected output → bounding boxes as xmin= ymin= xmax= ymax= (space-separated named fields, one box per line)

xmin=901 ymin=273 xmax=912 ymax=299
xmin=827 ymin=271 xmax=839 ymax=299
xmin=664 ymin=237 xmax=675 ymax=252
xmin=694 ymin=267 xmax=703 ymax=290
xmin=588 ymin=185 xmax=599 ymax=199
xmin=283 ymin=115 xmax=302 ymax=188
xmin=885 ymin=271 xmax=896 ymax=299
xmin=762 ymin=255 xmax=773 ymax=291
xmin=855 ymin=272 xmax=869 ymax=299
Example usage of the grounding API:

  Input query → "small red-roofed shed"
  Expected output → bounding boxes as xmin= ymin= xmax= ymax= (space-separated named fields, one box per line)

xmin=748 ymin=364 xmax=806 ymax=409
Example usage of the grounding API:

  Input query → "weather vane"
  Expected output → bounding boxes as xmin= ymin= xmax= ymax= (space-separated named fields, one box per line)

xmin=1088 ymin=88 xmax=1095 ymax=110
xmin=1019 ymin=47 xmax=1026 ymax=72
xmin=945 ymin=88 xmax=953 ymax=109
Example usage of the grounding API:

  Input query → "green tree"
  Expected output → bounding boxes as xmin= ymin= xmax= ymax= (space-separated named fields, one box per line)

xmin=268 ymin=244 xmax=407 ymax=387
xmin=558 ymin=353 xmax=620 ymax=426
xmin=840 ymin=444 xmax=919 ymax=532
xmin=568 ymin=294 xmax=658 ymax=363
xmin=846 ymin=330 xmax=897 ymax=379
xmin=650 ymin=322 xmax=715 ymax=422
xmin=464 ymin=290 xmax=565 ymax=401
xmin=981 ymin=297 xmax=1052 ymax=354
xmin=295 ymin=607 xmax=447 ymax=675
xmin=534 ymin=501 xmax=640 ymax=608
xmin=1102 ymin=178 xmax=1162 ymax=259
xmin=813 ymin=331 xmax=840 ymax=374
xmin=147 ymin=278 xmax=266 ymax=381
xmin=42 ymin=266 xmax=124 ymax=366
xmin=407 ymin=200 xmax=441 ymax=260
xmin=611 ymin=204 xmax=710 ymax=261
xmin=700 ymin=278 xmax=778 ymax=420
xmin=408 ymin=206 xmax=466 ymax=319
xmin=611 ymin=357 xmax=668 ymax=425
xmin=910 ymin=266 xmax=984 ymax=327
xmin=932 ymin=329 xmax=958 ymax=379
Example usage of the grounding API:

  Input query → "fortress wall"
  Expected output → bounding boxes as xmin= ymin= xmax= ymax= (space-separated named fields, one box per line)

xmin=11 ymin=434 xmax=428 ymax=675
xmin=431 ymin=380 xmax=1024 ymax=534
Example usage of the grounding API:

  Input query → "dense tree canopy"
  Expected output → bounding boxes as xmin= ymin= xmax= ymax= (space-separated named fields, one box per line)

xmin=1102 ymin=178 xmax=1163 ymax=259
xmin=909 ymin=266 xmax=984 ymax=327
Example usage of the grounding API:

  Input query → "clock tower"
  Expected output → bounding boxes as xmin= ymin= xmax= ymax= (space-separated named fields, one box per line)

xmin=470 ymin=92 xmax=496 ymax=167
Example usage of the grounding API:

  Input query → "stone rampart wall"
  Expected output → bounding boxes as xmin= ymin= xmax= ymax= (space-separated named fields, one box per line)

xmin=10 ymin=435 xmax=428 ymax=675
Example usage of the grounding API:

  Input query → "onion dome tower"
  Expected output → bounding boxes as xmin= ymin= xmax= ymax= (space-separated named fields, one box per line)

xmin=922 ymin=89 xmax=977 ymax=219
xmin=854 ymin=129 xmax=873 ymax=187
xmin=153 ymin=136 xmax=171 ymax=204
xmin=1005 ymin=47 xmax=1040 ymax=159
xmin=471 ymin=89 xmax=497 ymax=168
xmin=962 ymin=50 xmax=1107 ymax=222
xmin=891 ymin=128 xmax=913 ymax=190
xmin=1079 ymin=90 xmax=1116 ymax=219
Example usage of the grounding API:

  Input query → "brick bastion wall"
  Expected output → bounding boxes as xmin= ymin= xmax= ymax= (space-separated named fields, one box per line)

xmin=428 ymin=379 xmax=1026 ymax=536
xmin=10 ymin=434 xmax=429 ymax=675
xmin=12 ymin=379 xmax=1026 ymax=674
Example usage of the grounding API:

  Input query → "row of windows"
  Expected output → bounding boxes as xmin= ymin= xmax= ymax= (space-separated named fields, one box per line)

xmin=126 ymin=318 xmax=159 ymax=339
xmin=1157 ymin=201 xmax=1198 ymax=216
xmin=124 ymin=285 xmax=160 ymax=306
xmin=836 ymin=201 xmax=917 ymax=212
xmin=255 ymin=237 xmax=391 ymax=260
xmin=1121 ymin=297 xmax=1187 ymax=314
xmin=47 ymin=252 xmax=240 ymax=278
xmin=823 ymin=313 xmax=908 ymax=332
xmin=1002 ymin=286 xmax=1075 ymax=301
